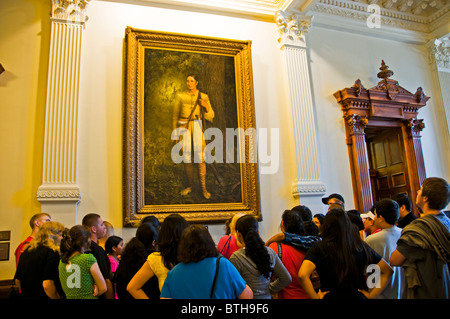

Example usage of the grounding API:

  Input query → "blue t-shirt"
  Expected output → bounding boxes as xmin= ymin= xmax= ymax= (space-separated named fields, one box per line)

xmin=161 ymin=257 xmax=247 ymax=299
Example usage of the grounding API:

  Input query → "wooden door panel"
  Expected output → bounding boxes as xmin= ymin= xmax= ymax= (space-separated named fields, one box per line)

xmin=373 ymin=142 xmax=387 ymax=168
xmin=377 ymin=175 xmax=389 ymax=190
xmin=391 ymin=171 xmax=407 ymax=188
xmin=387 ymin=134 xmax=402 ymax=165
xmin=368 ymin=128 xmax=410 ymax=201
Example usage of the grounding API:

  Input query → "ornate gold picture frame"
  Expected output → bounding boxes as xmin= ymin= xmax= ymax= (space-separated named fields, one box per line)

xmin=123 ymin=27 xmax=260 ymax=226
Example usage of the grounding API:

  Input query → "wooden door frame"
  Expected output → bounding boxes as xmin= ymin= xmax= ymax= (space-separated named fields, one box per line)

xmin=333 ymin=62 xmax=429 ymax=213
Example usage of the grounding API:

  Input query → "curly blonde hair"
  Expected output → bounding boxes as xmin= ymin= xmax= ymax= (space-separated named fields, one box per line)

xmin=27 ymin=221 xmax=65 ymax=253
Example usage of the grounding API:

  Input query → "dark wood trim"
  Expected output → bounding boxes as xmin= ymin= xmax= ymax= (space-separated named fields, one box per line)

xmin=0 ymin=279 xmax=16 ymax=299
xmin=334 ymin=61 xmax=429 ymax=213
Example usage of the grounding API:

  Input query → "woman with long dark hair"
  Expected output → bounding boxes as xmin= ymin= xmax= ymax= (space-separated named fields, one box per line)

xmin=298 ymin=208 xmax=393 ymax=299
xmin=115 ymin=222 xmax=159 ymax=299
xmin=229 ymin=215 xmax=291 ymax=299
xmin=127 ymin=214 xmax=188 ymax=299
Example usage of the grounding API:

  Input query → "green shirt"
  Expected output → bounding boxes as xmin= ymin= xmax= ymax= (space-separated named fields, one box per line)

xmin=59 ymin=253 xmax=97 ymax=299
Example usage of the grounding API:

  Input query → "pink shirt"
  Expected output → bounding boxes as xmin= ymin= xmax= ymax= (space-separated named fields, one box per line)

xmin=108 ymin=256 xmax=119 ymax=299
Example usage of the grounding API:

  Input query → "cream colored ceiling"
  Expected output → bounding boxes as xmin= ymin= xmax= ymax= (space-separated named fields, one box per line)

xmin=130 ymin=0 xmax=448 ymax=17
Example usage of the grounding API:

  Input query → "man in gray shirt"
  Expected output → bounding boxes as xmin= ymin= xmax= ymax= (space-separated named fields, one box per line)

xmin=365 ymin=199 xmax=405 ymax=299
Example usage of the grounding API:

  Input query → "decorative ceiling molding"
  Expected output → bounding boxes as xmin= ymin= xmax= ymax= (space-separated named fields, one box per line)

xmin=314 ymin=0 xmax=449 ymax=23
xmin=308 ymin=0 xmax=449 ymax=40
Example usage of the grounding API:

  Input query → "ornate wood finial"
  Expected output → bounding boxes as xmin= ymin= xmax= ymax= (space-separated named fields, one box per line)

xmin=352 ymin=79 xmax=365 ymax=97
xmin=415 ymin=87 xmax=425 ymax=103
xmin=377 ymin=60 xmax=394 ymax=80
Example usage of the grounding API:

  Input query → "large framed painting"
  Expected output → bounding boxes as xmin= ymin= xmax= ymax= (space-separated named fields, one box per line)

xmin=123 ymin=27 xmax=261 ymax=226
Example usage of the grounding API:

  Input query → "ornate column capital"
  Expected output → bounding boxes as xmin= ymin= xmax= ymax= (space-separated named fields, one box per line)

xmin=346 ymin=114 xmax=368 ymax=135
xmin=426 ymin=38 xmax=450 ymax=73
xmin=404 ymin=118 xmax=425 ymax=137
xmin=275 ymin=10 xmax=312 ymax=47
xmin=51 ymin=0 xmax=91 ymax=24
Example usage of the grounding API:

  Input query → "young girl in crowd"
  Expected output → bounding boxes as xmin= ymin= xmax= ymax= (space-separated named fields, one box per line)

xmin=59 ymin=225 xmax=107 ymax=299
xmin=298 ymin=208 xmax=393 ymax=299
xmin=230 ymin=214 xmax=291 ymax=299
xmin=312 ymin=213 xmax=325 ymax=235
xmin=161 ymin=225 xmax=253 ymax=299
xmin=105 ymin=235 xmax=123 ymax=299
xmin=127 ymin=214 xmax=188 ymax=299
xmin=15 ymin=221 xmax=65 ymax=299
xmin=105 ymin=236 xmax=123 ymax=272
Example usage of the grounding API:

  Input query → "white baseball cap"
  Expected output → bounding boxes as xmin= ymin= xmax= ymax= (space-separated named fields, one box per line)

xmin=360 ymin=211 xmax=375 ymax=220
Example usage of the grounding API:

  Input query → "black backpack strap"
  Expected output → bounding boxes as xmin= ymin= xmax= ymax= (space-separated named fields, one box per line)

xmin=210 ymin=256 xmax=222 ymax=299
xmin=220 ymin=236 xmax=232 ymax=256
xmin=277 ymin=242 xmax=283 ymax=260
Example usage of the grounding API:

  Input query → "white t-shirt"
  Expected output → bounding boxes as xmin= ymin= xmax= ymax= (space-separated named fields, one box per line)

xmin=365 ymin=226 xmax=405 ymax=299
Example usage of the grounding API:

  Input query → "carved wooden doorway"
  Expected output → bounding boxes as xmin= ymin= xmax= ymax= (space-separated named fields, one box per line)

xmin=334 ymin=61 xmax=428 ymax=213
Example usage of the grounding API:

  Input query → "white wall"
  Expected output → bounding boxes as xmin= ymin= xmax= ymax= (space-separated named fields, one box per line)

xmin=1 ymin=0 xmax=448 ymax=280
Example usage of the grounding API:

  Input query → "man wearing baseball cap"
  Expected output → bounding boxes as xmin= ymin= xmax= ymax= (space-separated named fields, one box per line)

xmin=361 ymin=209 xmax=381 ymax=237
xmin=321 ymin=193 xmax=345 ymax=209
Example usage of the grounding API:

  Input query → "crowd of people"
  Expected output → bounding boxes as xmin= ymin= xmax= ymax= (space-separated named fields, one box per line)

xmin=11 ymin=177 xmax=450 ymax=300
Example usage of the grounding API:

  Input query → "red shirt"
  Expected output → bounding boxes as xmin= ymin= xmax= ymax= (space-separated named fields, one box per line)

xmin=217 ymin=235 xmax=240 ymax=259
xmin=269 ymin=242 xmax=310 ymax=299
xmin=371 ymin=228 xmax=382 ymax=235
xmin=14 ymin=236 xmax=33 ymax=267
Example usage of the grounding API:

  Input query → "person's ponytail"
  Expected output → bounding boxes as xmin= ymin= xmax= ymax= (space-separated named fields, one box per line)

xmin=60 ymin=232 xmax=73 ymax=264
xmin=236 ymin=215 xmax=272 ymax=278
xmin=244 ymin=230 xmax=272 ymax=278
xmin=61 ymin=225 xmax=91 ymax=264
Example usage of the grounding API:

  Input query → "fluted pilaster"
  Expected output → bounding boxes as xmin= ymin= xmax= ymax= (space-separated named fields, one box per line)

xmin=276 ymin=11 xmax=326 ymax=198
xmin=37 ymin=0 xmax=91 ymax=225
